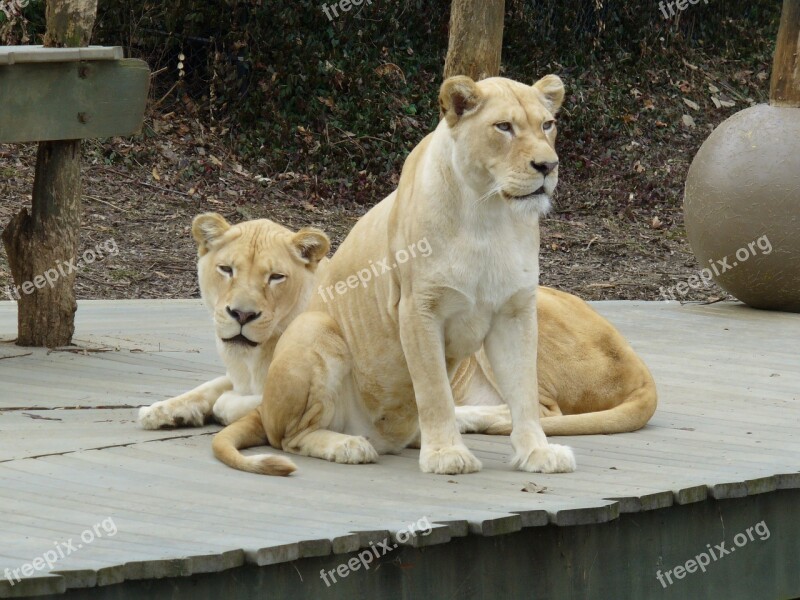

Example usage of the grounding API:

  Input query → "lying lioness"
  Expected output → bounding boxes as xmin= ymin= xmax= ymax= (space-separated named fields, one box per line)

xmin=213 ymin=74 xmax=588 ymax=477
xmin=139 ymin=214 xmax=331 ymax=431
xmin=139 ymin=215 xmax=656 ymax=444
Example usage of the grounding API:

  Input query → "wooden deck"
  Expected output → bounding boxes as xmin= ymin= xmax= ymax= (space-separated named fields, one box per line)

xmin=1 ymin=299 xmax=799 ymax=599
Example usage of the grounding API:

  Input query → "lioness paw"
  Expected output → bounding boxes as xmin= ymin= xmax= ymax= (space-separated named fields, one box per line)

xmin=138 ymin=401 xmax=205 ymax=430
xmin=513 ymin=443 xmax=576 ymax=474
xmin=330 ymin=436 xmax=379 ymax=464
xmin=420 ymin=444 xmax=482 ymax=475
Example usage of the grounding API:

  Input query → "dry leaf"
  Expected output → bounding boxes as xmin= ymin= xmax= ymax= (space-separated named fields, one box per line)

xmin=708 ymin=83 xmax=720 ymax=93
xmin=717 ymin=94 xmax=736 ymax=108
xmin=209 ymin=155 xmax=223 ymax=167
xmin=682 ymin=114 xmax=696 ymax=128
xmin=683 ymin=98 xmax=700 ymax=111
xmin=151 ymin=167 xmax=161 ymax=181
xmin=633 ymin=160 xmax=645 ymax=173
xmin=711 ymin=96 xmax=722 ymax=109
xmin=651 ymin=216 xmax=663 ymax=229
xmin=521 ymin=482 xmax=548 ymax=494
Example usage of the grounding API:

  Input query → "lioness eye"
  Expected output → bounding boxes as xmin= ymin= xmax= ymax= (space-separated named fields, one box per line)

xmin=543 ymin=120 xmax=556 ymax=132
xmin=269 ymin=273 xmax=286 ymax=284
xmin=495 ymin=122 xmax=513 ymax=133
xmin=217 ymin=265 xmax=233 ymax=276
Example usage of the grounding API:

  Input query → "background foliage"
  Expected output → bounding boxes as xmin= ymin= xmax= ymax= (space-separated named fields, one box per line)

xmin=3 ymin=0 xmax=780 ymax=199
xmin=0 ymin=0 xmax=784 ymax=302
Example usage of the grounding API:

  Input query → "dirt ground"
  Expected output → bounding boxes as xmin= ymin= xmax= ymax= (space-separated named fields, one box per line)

xmin=0 ymin=97 xmax=753 ymax=305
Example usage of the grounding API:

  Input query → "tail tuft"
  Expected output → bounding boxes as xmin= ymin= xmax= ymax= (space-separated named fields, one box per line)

xmin=244 ymin=454 xmax=297 ymax=476
xmin=212 ymin=409 xmax=297 ymax=476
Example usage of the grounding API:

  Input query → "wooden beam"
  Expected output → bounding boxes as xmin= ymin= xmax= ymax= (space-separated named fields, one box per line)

xmin=770 ymin=0 xmax=800 ymax=107
xmin=443 ymin=0 xmax=505 ymax=81
xmin=0 ymin=59 xmax=150 ymax=143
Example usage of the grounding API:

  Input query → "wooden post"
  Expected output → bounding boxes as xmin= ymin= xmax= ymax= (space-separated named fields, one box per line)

xmin=443 ymin=0 xmax=505 ymax=81
xmin=770 ymin=0 xmax=800 ymax=107
xmin=2 ymin=0 xmax=98 ymax=347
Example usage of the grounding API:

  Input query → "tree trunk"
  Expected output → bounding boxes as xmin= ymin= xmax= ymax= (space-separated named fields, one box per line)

xmin=770 ymin=0 xmax=800 ymax=107
xmin=1 ymin=0 xmax=97 ymax=347
xmin=443 ymin=0 xmax=505 ymax=81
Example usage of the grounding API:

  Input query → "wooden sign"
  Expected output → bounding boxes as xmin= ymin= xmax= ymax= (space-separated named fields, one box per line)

xmin=0 ymin=46 xmax=150 ymax=143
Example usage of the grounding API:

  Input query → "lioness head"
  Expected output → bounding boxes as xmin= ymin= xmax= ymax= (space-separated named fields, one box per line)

xmin=438 ymin=74 xmax=565 ymax=216
xmin=192 ymin=213 xmax=330 ymax=349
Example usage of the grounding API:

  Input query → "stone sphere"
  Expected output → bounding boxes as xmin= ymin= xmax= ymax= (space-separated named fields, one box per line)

xmin=684 ymin=104 xmax=800 ymax=312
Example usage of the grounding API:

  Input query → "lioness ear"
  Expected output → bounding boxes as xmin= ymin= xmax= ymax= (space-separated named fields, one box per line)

xmin=439 ymin=76 xmax=483 ymax=126
xmin=533 ymin=74 xmax=565 ymax=114
xmin=192 ymin=213 xmax=231 ymax=255
xmin=291 ymin=228 xmax=330 ymax=267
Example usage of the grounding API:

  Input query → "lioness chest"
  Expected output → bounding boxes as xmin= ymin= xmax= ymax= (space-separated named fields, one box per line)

xmin=436 ymin=227 xmax=539 ymax=362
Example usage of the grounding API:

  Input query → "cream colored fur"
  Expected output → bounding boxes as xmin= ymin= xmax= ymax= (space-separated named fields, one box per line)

xmin=138 ymin=213 xmax=329 ymax=470
xmin=213 ymin=75 xmax=581 ymax=476
xmin=137 ymin=215 xmax=656 ymax=447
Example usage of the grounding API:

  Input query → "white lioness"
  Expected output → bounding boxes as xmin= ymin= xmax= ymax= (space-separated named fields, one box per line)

xmin=139 ymin=214 xmax=656 ymax=442
xmin=138 ymin=214 xmax=330 ymax=442
xmin=213 ymin=74 xmax=583 ymax=477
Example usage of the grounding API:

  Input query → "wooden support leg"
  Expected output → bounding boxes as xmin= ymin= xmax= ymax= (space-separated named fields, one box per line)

xmin=0 ymin=0 xmax=98 ymax=347
xmin=2 ymin=141 xmax=82 ymax=347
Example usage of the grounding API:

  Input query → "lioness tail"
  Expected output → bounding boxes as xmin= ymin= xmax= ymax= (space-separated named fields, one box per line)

xmin=212 ymin=409 xmax=297 ymax=476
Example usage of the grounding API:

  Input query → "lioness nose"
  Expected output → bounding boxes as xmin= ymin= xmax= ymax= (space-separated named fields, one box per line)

xmin=532 ymin=161 xmax=558 ymax=176
xmin=226 ymin=306 xmax=261 ymax=325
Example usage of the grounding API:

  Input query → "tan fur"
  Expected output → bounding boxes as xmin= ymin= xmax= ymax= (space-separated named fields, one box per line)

xmin=214 ymin=75 xmax=581 ymax=476
xmin=451 ymin=287 xmax=657 ymax=437
xmin=139 ymin=215 xmax=655 ymax=444
xmin=138 ymin=214 xmax=329 ymax=475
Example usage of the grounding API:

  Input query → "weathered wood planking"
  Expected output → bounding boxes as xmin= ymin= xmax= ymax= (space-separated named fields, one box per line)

xmin=0 ymin=298 xmax=798 ymax=598
xmin=0 ymin=59 xmax=150 ymax=143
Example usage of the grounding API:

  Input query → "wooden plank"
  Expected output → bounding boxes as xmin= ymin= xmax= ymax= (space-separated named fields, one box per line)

xmin=0 ymin=45 xmax=123 ymax=65
xmin=2 ymin=298 xmax=800 ymax=597
xmin=0 ymin=59 xmax=150 ymax=143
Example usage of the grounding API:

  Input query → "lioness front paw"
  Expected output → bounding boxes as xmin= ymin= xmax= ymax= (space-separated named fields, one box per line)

xmin=138 ymin=400 xmax=205 ymax=430
xmin=420 ymin=444 xmax=482 ymax=475
xmin=330 ymin=436 xmax=379 ymax=464
xmin=513 ymin=443 xmax=576 ymax=473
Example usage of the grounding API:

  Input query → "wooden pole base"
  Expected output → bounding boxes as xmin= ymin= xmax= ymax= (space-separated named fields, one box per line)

xmin=2 ymin=141 xmax=81 ymax=347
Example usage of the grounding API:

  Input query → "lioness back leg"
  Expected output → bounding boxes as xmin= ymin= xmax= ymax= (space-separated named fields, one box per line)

xmin=262 ymin=312 xmax=378 ymax=465
xmin=139 ymin=375 xmax=232 ymax=429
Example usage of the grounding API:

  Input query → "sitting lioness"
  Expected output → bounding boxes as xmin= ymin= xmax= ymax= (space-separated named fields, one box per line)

xmin=139 ymin=213 xmax=656 ymax=442
xmin=212 ymin=74 xmax=585 ymax=477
